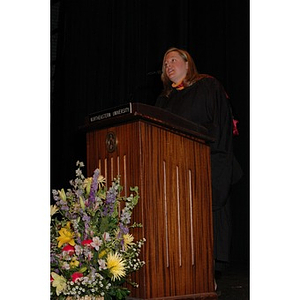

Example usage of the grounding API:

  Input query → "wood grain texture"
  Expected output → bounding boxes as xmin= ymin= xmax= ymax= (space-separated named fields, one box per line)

xmin=86 ymin=120 xmax=217 ymax=299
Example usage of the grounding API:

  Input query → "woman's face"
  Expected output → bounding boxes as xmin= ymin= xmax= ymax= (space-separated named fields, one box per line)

xmin=164 ymin=51 xmax=188 ymax=84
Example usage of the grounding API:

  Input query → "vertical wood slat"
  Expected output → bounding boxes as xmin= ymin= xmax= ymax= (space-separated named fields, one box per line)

xmin=86 ymin=120 xmax=216 ymax=300
xmin=123 ymin=155 xmax=127 ymax=197
xmin=176 ymin=166 xmax=182 ymax=267
xmin=189 ymin=169 xmax=195 ymax=266
xmin=98 ymin=155 xmax=128 ymax=191
xmin=163 ymin=160 xmax=169 ymax=268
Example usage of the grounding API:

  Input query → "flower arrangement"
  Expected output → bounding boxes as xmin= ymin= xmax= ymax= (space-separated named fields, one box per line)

xmin=50 ymin=161 xmax=145 ymax=300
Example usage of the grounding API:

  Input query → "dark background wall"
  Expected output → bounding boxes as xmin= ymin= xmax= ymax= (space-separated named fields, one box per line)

xmin=51 ymin=0 xmax=249 ymax=264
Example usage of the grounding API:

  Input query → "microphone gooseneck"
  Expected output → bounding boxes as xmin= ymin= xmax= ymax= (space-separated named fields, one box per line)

xmin=147 ymin=70 xmax=162 ymax=76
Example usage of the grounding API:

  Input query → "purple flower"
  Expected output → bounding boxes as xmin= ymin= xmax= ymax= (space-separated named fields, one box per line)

xmin=61 ymin=205 xmax=69 ymax=211
xmin=88 ymin=169 xmax=100 ymax=206
xmin=120 ymin=210 xmax=131 ymax=224
xmin=102 ymin=188 xmax=117 ymax=216
xmin=82 ymin=214 xmax=90 ymax=239
xmin=118 ymin=223 xmax=129 ymax=238
xmin=82 ymin=214 xmax=90 ymax=222
xmin=50 ymin=254 xmax=57 ymax=263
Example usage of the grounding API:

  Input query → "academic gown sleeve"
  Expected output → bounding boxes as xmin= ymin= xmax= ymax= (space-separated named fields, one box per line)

xmin=200 ymin=78 xmax=243 ymax=211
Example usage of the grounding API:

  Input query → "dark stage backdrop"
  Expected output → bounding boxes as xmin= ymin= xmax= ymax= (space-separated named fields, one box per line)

xmin=51 ymin=0 xmax=249 ymax=264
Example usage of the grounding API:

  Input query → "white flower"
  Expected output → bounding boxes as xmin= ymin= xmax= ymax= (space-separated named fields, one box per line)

xmin=91 ymin=236 xmax=102 ymax=251
xmin=82 ymin=277 xmax=89 ymax=285
xmin=76 ymin=160 xmax=85 ymax=167
xmin=62 ymin=262 xmax=70 ymax=270
xmin=75 ymin=245 xmax=83 ymax=256
xmin=103 ymin=232 xmax=111 ymax=241
xmin=87 ymin=251 xmax=93 ymax=261
xmin=98 ymin=259 xmax=107 ymax=270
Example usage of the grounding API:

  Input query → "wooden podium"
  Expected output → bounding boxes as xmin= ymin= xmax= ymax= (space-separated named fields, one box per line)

xmin=84 ymin=103 xmax=217 ymax=300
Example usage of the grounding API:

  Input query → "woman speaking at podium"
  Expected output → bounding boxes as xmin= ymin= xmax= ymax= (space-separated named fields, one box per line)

xmin=155 ymin=47 xmax=243 ymax=286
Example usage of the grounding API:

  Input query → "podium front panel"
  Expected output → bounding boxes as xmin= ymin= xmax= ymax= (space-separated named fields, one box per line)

xmin=86 ymin=119 xmax=216 ymax=299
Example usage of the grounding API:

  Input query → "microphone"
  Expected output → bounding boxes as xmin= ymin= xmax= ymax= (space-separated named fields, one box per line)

xmin=147 ymin=70 xmax=162 ymax=76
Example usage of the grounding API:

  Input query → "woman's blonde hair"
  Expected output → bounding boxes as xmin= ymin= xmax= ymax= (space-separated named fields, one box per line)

xmin=160 ymin=47 xmax=203 ymax=97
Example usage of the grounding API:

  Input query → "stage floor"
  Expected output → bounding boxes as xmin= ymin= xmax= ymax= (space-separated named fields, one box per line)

xmin=215 ymin=262 xmax=249 ymax=299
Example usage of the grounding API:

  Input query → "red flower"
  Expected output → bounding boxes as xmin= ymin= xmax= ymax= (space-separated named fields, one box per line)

xmin=81 ymin=239 xmax=93 ymax=246
xmin=72 ymin=272 xmax=83 ymax=282
xmin=62 ymin=244 xmax=75 ymax=255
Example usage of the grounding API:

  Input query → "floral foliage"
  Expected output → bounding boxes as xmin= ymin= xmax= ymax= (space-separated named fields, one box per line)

xmin=50 ymin=161 xmax=145 ymax=300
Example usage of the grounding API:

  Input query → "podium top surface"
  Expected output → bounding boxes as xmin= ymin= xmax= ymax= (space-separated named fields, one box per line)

xmin=82 ymin=102 xmax=214 ymax=142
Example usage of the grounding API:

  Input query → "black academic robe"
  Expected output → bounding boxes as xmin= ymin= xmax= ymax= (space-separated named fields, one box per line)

xmin=155 ymin=75 xmax=242 ymax=263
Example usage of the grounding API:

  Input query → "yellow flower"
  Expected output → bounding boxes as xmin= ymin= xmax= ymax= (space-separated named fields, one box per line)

xmin=57 ymin=222 xmax=75 ymax=248
xmin=123 ymin=233 xmax=134 ymax=250
xmin=58 ymin=189 xmax=66 ymax=201
xmin=83 ymin=177 xmax=92 ymax=194
xmin=51 ymin=272 xmax=67 ymax=296
xmin=79 ymin=196 xmax=85 ymax=210
xmin=98 ymin=175 xmax=106 ymax=187
xmin=98 ymin=249 xmax=107 ymax=259
xmin=70 ymin=257 xmax=80 ymax=269
xmin=50 ymin=205 xmax=59 ymax=217
xmin=106 ymin=252 xmax=126 ymax=281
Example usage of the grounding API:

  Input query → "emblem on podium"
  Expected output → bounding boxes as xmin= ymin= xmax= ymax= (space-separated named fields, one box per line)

xmin=105 ymin=131 xmax=117 ymax=153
